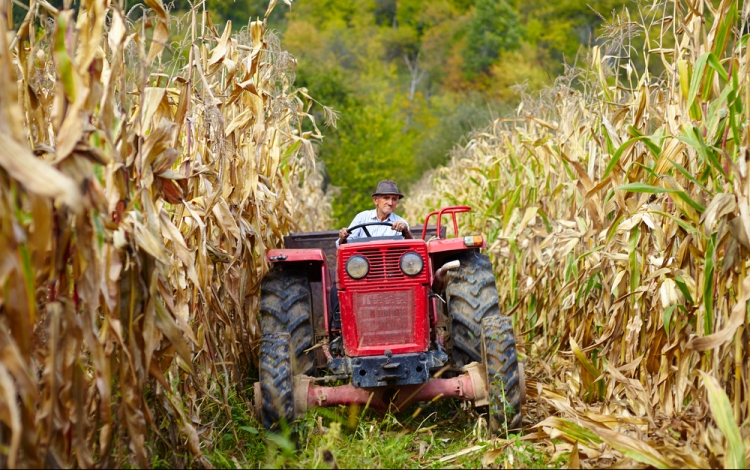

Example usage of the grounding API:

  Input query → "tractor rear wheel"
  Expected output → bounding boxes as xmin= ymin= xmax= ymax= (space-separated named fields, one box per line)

xmin=258 ymin=332 xmax=295 ymax=430
xmin=260 ymin=266 xmax=315 ymax=375
xmin=445 ymin=251 xmax=501 ymax=367
xmin=481 ymin=315 xmax=522 ymax=434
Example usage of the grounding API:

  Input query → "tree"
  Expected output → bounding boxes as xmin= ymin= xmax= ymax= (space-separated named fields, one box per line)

xmin=153 ymin=0 xmax=285 ymax=29
xmin=462 ymin=0 xmax=522 ymax=77
xmin=518 ymin=0 xmax=630 ymax=75
xmin=319 ymin=99 xmax=419 ymax=227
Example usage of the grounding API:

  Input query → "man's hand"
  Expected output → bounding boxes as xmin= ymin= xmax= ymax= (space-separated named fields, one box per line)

xmin=338 ymin=227 xmax=350 ymax=244
xmin=392 ymin=221 xmax=408 ymax=233
xmin=393 ymin=221 xmax=414 ymax=239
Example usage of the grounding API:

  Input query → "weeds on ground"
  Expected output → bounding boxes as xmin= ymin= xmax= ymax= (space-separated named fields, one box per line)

xmin=195 ymin=384 xmax=565 ymax=469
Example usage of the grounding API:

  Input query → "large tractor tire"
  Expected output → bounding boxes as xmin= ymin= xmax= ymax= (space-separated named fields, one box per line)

xmin=260 ymin=266 xmax=315 ymax=375
xmin=481 ymin=315 xmax=522 ymax=434
xmin=445 ymin=251 xmax=501 ymax=367
xmin=258 ymin=332 xmax=295 ymax=430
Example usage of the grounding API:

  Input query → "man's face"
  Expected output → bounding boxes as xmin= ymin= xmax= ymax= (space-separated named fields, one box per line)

xmin=373 ymin=194 xmax=400 ymax=217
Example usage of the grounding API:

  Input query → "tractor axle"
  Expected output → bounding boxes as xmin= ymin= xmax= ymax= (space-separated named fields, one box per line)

xmin=254 ymin=363 xmax=492 ymax=420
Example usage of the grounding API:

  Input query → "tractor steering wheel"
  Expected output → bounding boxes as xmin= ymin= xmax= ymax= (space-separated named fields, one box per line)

xmin=345 ymin=222 xmax=401 ymax=239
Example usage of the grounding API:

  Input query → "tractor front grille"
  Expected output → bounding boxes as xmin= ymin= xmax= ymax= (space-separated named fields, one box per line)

xmin=341 ymin=243 xmax=428 ymax=287
xmin=352 ymin=289 xmax=414 ymax=347
xmin=356 ymin=247 xmax=409 ymax=282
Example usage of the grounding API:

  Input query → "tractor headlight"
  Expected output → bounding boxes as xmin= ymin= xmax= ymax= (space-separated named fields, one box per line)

xmin=400 ymin=252 xmax=424 ymax=276
xmin=346 ymin=255 xmax=369 ymax=279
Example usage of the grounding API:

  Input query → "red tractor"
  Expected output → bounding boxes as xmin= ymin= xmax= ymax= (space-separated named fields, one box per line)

xmin=253 ymin=206 xmax=525 ymax=435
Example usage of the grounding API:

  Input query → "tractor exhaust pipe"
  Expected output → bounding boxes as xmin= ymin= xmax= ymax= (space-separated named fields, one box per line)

xmin=432 ymin=260 xmax=460 ymax=292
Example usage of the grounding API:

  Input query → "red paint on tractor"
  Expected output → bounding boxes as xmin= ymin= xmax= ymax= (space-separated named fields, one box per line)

xmin=320 ymin=261 xmax=331 ymax=334
xmin=267 ymin=248 xmax=327 ymax=262
xmin=338 ymin=285 xmax=430 ymax=356
xmin=337 ymin=241 xmax=431 ymax=289
xmin=426 ymin=237 xmax=487 ymax=254
xmin=252 ymin=364 xmax=498 ymax=423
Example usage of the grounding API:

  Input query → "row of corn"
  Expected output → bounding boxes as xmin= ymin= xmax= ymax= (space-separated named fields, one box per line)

xmin=405 ymin=0 xmax=749 ymax=467
xmin=0 ymin=0 xmax=331 ymax=467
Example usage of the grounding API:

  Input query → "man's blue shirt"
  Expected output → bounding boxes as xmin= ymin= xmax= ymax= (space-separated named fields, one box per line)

xmin=336 ymin=210 xmax=409 ymax=247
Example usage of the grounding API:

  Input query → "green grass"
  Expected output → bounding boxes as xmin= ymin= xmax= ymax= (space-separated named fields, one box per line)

xmin=192 ymin=382 xmax=566 ymax=469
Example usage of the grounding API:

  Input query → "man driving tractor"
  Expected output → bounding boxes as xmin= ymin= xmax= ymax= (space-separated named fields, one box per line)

xmin=336 ymin=180 xmax=414 ymax=246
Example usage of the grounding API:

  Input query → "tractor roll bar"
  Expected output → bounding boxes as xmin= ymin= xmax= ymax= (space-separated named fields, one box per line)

xmin=421 ymin=206 xmax=471 ymax=240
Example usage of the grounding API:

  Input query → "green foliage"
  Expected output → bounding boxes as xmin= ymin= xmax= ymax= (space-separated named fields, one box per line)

xmin=321 ymin=100 xmax=419 ymax=226
xmin=462 ymin=0 xmax=522 ymax=77
xmin=519 ymin=0 xmax=630 ymax=68
xmin=415 ymin=92 xmax=503 ymax=169
xmin=160 ymin=0 xmax=290 ymax=27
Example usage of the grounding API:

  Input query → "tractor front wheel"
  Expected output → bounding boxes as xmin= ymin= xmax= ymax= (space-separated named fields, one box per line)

xmin=445 ymin=251 xmax=501 ymax=367
xmin=480 ymin=315 xmax=522 ymax=434
xmin=260 ymin=266 xmax=315 ymax=375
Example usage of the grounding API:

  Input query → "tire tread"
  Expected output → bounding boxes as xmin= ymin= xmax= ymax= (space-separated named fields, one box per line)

xmin=445 ymin=252 xmax=501 ymax=367
xmin=259 ymin=332 xmax=294 ymax=430
xmin=260 ymin=267 xmax=314 ymax=375
xmin=481 ymin=316 xmax=522 ymax=434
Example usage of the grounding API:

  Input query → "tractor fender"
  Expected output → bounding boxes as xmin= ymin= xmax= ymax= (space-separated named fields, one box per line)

xmin=426 ymin=237 xmax=486 ymax=255
xmin=267 ymin=248 xmax=327 ymax=263
xmin=266 ymin=248 xmax=330 ymax=289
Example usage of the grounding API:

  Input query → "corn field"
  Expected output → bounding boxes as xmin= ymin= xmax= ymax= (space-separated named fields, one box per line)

xmin=0 ymin=0 xmax=332 ymax=467
xmin=405 ymin=0 xmax=750 ymax=467
xmin=4 ymin=0 xmax=750 ymax=467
